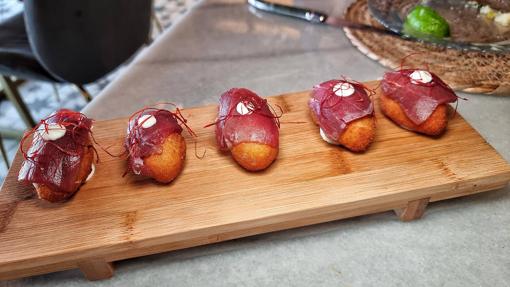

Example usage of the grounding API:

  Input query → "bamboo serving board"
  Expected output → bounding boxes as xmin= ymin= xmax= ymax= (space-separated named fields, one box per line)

xmin=1 ymin=82 xmax=509 ymax=281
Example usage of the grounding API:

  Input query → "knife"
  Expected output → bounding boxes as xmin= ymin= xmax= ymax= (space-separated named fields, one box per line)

xmin=247 ymin=0 xmax=401 ymax=37
xmin=247 ymin=0 xmax=510 ymax=53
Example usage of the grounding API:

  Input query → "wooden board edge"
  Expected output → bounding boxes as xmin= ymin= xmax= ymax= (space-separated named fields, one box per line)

xmin=0 ymin=194 xmax=409 ymax=281
xmin=1 ymin=81 xmax=509 ymax=281
xmin=1 ymin=176 xmax=508 ymax=281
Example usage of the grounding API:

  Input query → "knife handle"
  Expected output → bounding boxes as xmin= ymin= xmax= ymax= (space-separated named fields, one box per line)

xmin=247 ymin=0 xmax=328 ymax=24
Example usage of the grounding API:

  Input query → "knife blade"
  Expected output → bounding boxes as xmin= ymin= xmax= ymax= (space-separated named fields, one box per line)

xmin=247 ymin=0 xmax=401 ymax=37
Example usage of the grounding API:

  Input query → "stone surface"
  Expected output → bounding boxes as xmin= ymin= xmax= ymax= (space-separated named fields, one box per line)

xmin=2 ymin=0 xmax=510 ymax=286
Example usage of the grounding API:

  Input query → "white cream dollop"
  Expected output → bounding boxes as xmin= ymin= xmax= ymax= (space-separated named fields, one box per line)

xmin=38 ymin=123 xmax=67 ymax=141
xmin=85 ymin=164 xmax=95 ymax=182
xmin=333 ymin=82 xmax=355 ymax=97
xmin=320 ymin=128 xmax=338 ymax=145
xmin=495 ymin=13 xmax=510 ymax=26
xmin=137 ymin=114 xmax=157 ymax=128
xmin=236 ymin=101 xmax=254 ymax=115
xmin=409 ymin=70 xmax=432 ymax=84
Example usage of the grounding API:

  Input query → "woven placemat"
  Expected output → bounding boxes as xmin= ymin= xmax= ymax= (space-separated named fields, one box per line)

xmin=343 ymin=0 xmax=510 ymax=95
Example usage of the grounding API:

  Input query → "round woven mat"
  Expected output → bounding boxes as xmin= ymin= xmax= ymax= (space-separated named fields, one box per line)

xmin=343 ymin=0 xmax=510 ymax=95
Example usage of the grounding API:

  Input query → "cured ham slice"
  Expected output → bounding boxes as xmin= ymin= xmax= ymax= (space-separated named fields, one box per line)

xmin=213 ymin=88 xmax=279 ymax=171
xmin=381 ymin=69 xmax=458 ymax=125
xmin=309 ymin=79 xmax=376 ymax=152
xmin=125 ymin=108 xmax=187 ymax=183
xmin=18 ymin=109 xmax=95 ymax=202
xmin=381 ymin=69 xmax=459 ymax=136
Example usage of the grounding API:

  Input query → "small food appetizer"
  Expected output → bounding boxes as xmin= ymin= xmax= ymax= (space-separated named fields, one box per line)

xmin=380 ymin=69 xmax=459 ymax=136
xmin=18 ymin=109 xmax=96 ymax=202
xmin=125 ymin=107 xmax=192 ymax=183
xmin=209 ymin=88 xmax=280 ymax=171
xmin=309 ymin=79 xmax=376 ymax=152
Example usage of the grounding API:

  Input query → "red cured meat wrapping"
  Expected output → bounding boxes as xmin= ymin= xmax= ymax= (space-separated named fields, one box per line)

xmin=214 ymin=88 xmax=279 ymax=151
xmin=381 ymin=69 xmax=458 ymax=125
xmin=125 ymin=109 xmax=183 ymax=176
xmin=18 ymin=109 xmax=94 ymax=194
xmin=309 ymin=79 xmax=374 ymax=143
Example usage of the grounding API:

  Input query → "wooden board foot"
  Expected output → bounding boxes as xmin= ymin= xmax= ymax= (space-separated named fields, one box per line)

xmin=77 ymin=259 xmax=114 ymax=281
xmin=394 ymin=198 xmax=430 ymax=222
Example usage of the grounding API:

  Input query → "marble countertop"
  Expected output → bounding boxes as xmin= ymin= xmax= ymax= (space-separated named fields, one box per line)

xmin=8 ymin=0 xmax=509 ymax=286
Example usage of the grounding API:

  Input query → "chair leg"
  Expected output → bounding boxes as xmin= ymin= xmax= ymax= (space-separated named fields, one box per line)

xmin=152 ymin=8 xmax=163 ymax=34
xmin=0 ymin=129 xmax=23 ymax=140
xmin=75 ymin=85 xmax=92 ymax=102
xmin=146 ymin=7 xmax=163 ymax=44
xmin=0 ymin=75 xmax=36 ymax=128
xmin=0 ymin=133 xmax=9 ymax=169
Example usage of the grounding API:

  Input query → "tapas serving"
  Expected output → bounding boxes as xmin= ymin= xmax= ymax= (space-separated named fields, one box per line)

xmin=380 ymin=68 xmax=460 ymax=136
xmin=208 ymin=88 xmax=280 ymax=171
xmin=309 ymin=79 xmax=376 ymax=152
xmin=124 ymin=106 xmax=193 ymax=183
xmin=18 ymin=109 xmax=96 ymax=202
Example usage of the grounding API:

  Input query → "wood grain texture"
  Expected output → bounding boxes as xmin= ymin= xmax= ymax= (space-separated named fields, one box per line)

xmin=0 ymin=81 xmax=509 ymax=280
xmin=77 ymin=260 xmax=114 ymax=281
xmin=394 ymin=198 xmax=430 ymax=221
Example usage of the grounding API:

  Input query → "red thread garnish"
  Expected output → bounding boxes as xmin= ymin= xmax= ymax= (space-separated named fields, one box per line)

xmin=381 ymin=53 xmax=468 ymax=125
xmin=121 ymin=103 xmax=197 ymax=160
xmin=316 ymin=77 xmax=376 ymax=118
xmin=123 ymin=104 xmax=203 ymax=175
xmin=394 ymin=53 xmax=468 ymax=110
xmin=204 ymin=96 xmax=283 ymax=129
xmin=20 ymin=109 xmax=97 ymax=164
xmin=17 ymin=109 xmax=98 ymax=195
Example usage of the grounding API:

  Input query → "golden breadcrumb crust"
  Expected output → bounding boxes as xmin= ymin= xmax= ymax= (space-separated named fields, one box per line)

xmin=231 ymin=142 xmax=278 ymax=171
xmin=338 ymin=116 xmax=376 ymax=152
xmin=379 ymin=94 xmax=448 ymax=136
xmin=143 ymin=133 xmax=186 ymax=183
xmin=309 ymin=107 xmax=376 ymax=152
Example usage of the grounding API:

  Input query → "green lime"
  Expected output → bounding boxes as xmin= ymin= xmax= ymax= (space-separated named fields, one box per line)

xmin=403 ymin=5 xmax=450 ymax=39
